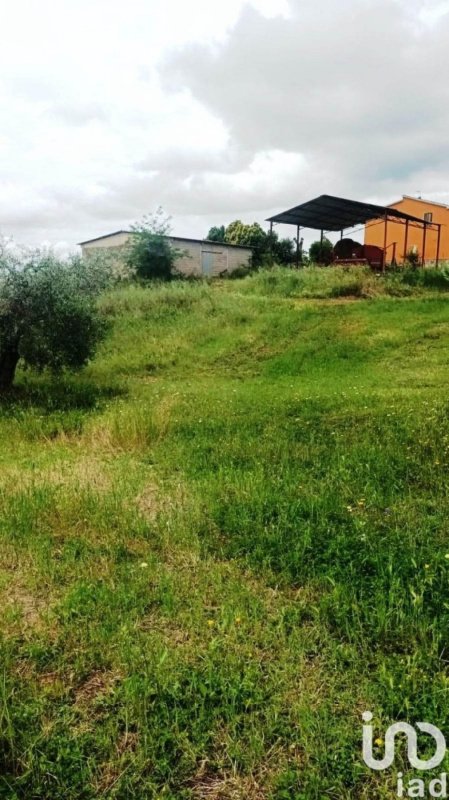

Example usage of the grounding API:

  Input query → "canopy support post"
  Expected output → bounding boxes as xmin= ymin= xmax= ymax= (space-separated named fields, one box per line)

xmin=436 ymin=224 xmax=441 ymax=267
xmin=296 ymin=225 xmax=300 ymax=267
xmin=382 ymin=213 xmax=388 ymax=272
xmin=422 ymin=222 xmax=427 ymax=267
xmin=320 ymin=229 xmax=324 ymax=263
xmin=403 ymin=219 xmax=409 ymax=265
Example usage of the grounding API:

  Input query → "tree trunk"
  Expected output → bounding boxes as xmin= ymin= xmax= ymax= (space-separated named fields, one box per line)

xmin=0 ymin=346 xmax=20 ymax=391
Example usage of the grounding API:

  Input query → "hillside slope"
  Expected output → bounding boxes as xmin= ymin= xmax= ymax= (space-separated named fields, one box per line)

xmin=2 ymin=270 xmax=449 ymax=798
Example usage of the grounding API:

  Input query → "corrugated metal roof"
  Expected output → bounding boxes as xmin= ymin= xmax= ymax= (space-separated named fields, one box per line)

xmin=267 ymin=194 xmax=426 ymax=231
xmin=79 ymin=231 xmax=252 ymax=249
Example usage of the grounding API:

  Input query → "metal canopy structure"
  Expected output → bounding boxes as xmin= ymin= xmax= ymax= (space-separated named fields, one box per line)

xmin=267 ymin=194 xmax=442 ymax=269
xmin=267 ymin=194 xmax=426 ymax=231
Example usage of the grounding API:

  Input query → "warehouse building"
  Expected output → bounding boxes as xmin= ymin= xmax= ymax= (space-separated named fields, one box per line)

xmin=79 ymin=231 xmax=252 ymax=277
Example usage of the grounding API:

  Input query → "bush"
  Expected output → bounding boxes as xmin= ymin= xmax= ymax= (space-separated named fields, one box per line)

xmin=399 ymin=265 xmax=449 ymax=289
xmin=405 ymin=248 xmax=421 ymax=268
xmin=309 ymin=237 xmax=334 ymax=265
xmin=227 ymin=265 xmax=252 ymax=280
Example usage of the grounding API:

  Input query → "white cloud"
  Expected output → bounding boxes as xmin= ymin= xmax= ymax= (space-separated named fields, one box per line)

xmin=418 ymin=0 xmax=449 ymax=25
xmin=0 ymin=0 xmax=447 ymax=249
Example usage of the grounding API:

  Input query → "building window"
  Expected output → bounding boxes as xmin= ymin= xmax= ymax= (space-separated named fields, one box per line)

xmin=424 ymin=212 xmax=433 ymax=223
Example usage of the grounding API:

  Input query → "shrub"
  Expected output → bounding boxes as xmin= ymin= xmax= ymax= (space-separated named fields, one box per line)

xmin=227 ymin=265 xmax=252 ymax=279
xmin=399 ymin=265 xmax=449 ymax=289
xmin=405 ymin=248 xmax=421 ymax=268
xmin=309 ymin=237 xmax=334 ymax=265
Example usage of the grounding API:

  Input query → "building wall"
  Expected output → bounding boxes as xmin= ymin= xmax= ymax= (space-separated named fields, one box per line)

xmin=364 ymin=197 xmax=449 ymax=264
xmin=172 ymin=239 xmax=225 ymax=276
xmin=81 ymin=234 xmax=251 ymax=275
xmin=81 ymin=233 xmax=131 ymax=280
xmin=82 ymin=232 xmax=131 ymax=251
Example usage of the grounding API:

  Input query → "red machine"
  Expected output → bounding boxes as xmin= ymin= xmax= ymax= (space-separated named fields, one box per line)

xmin=333 ymin=239 xmax=384 ymax=269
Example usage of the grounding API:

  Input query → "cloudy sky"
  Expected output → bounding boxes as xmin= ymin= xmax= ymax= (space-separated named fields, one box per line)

xmin=1 ymin=0 xmax=449 ymax=251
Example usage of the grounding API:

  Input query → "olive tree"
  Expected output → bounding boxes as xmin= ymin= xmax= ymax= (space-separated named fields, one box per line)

xmin=0 ymin=251 xmax=108 ymax=391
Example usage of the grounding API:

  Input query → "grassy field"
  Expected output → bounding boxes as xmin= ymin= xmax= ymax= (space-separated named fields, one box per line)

xmin=2 ymin=266 xmax=449 ymax=798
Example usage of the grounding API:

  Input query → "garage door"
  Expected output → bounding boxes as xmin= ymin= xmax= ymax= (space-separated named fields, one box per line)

xmin=201 ymin=250 xmax=224 ymax=276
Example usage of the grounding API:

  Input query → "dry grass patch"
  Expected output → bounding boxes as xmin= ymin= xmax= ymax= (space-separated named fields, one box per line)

xmin=0 ymin=456 xmax=112 ymax=494
xmin=94 ymin=731 xmax=140 ymax=795
xmin=137 ymin=611 xmax=192 ymax=649
xmin=135 ymin=481 xmax=163 ymax=521
xmin=136 ymin=477 xmax=190 ymax=523
xmin=1 ymin=570 xmax=52 ymax=633
xmin=189 ymin=767 xmax=267 ymax=800
xmin=74 ymin=670 xmax=121 ymax=709
xmin=8 ymin=584 xmax=44 ymax=629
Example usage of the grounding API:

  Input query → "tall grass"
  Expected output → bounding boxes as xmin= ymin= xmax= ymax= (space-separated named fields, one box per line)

xmin=1 ymin=274 xmax=449 ymax=797
xmin=239 ymin=263 xmax=449 ymax=299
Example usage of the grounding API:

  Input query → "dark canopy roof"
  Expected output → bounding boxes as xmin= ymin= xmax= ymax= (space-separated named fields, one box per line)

xmin=267 ymin=194 xmax=425 ymax=232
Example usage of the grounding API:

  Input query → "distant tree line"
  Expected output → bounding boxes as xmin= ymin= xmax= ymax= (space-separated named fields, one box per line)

xmin=207 ymin=221 xmax=295 ymax=266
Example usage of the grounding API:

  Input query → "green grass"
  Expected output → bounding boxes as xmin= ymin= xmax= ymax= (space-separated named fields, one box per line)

xmin=2 ymin=266 xmax=449 ymax=798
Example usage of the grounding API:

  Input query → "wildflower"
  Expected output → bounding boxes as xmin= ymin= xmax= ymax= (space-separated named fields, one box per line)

xmin=346 ymin=505 xmax=353 ymax=512
xmin=207 ymin=619 xmax=215 ymax=627
xmin=375 ymin=738 xmax=384 ymax=747
xmin=139 ymin=562 xmax=149 ymax=569
xmin=235 ymin=616 xmax=242 ymax=625
xmin=425 ymin=564 xmax=430 ymax=569
xmin=445 ymin=554 xmax=449 ymax=560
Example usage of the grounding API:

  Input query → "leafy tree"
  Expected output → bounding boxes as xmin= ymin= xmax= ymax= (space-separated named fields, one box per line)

xmin=224 ymin=221 xmax=267 ymax=265
xmin=206 ymin=225 xmax=226 ymax=242
xmin=0 ymin=252 xmax=108 ymax=391
xmin=309 ymin=237 xmax=334 ymax=265
xmin=125 ymin=208 xmax=182 ymax=281
xmin=205 ymin=220 xmax=295 ymax=267
xmin=268 ymin=233 xmax=296 ymax=265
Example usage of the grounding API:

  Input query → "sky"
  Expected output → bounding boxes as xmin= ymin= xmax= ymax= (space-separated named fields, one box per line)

xmin=1 ymin=0 xmax=449 ymax=252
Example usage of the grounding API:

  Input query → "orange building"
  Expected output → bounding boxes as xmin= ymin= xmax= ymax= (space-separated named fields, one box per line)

xmin=364 ymin=196 xmax=448 ymax=265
